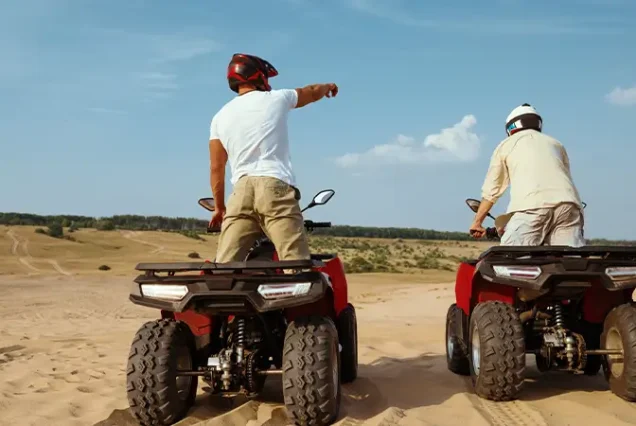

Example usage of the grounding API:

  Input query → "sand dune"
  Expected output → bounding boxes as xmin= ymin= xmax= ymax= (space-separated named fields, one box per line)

xmin=1 ymin=272 xmax=636 ymax=426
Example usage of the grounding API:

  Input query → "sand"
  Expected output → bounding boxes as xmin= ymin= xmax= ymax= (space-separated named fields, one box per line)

xmin=2 ymin=273 xmax=636 ymax=426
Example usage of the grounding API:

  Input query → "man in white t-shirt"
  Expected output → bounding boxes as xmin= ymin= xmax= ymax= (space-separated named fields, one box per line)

xmin=208 ymin=53 xmax=338 ymax=262
xmin=469 ymin=103 xmax=585 ymax=246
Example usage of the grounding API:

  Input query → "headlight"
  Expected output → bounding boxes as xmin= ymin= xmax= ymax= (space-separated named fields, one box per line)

xmin=257 ymin=283 xmax=312 ymax=299
xmin=606 ymin=267 xmax=636 ymax=279
xmin=140 ymin=284 xmax=188 ymax=301
xmin=492 ymin=265 xmax=542 ymax=279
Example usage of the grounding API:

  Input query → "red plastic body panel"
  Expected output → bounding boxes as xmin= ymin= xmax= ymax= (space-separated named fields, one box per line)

xmin=317 ymin=256 xmax=348 ymax=315
xmin=455 ymin=261 xmax=515 ymax=316
xmin=581 ymin=280 xmax=628 ymax=323
xmin=456 ymin=260 xmax=630 ymax=322
xmin=455 ymin=262 xmax=476 ymax=315
xmin=161 ymin=309 xmax=215 ymax=336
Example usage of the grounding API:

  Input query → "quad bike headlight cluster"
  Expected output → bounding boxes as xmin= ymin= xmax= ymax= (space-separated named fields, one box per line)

xmin=492 ymin=265 xmax=542 ymax=280
xmin=257 ymin=282 xmax=312 ymax=299
xmin=605 ymin=266 xmax=636 ymax=281
xmin=140 ymin=284 xmax=189 ymax=301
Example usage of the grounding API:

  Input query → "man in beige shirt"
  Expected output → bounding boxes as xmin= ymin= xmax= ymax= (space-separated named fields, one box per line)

xmin=469 ymin=104 xmax=585 ymax=246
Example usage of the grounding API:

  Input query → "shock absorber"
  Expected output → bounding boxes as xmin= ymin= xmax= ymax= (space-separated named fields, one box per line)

xmin=553 ymin=304 xmax=564 ymax=327
xmin=236 ymin=317 xmax=246 ymax=364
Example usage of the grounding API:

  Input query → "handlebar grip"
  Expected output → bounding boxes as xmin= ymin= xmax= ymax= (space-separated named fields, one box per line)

xmin=311 ymin=221 xmax=332 ymax=228
xmin=207 ymin=224 xmax=221 ymax=234
xmin=485 ymin=227 xmax=499 ymax=240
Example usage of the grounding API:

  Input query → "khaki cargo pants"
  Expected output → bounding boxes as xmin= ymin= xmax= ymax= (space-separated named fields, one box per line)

xmin=214 ymin=176 xmax=311 ymax=263
xmin=500 ymin=202 xmax=585 ymax=247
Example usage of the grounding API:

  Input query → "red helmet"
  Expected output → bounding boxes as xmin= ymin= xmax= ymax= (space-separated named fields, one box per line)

xmin=227 ymin=53 xmax=279 ymax=93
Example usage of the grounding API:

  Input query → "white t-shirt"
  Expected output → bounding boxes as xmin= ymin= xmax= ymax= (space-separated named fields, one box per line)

xmin=209 ymin=89 xmax=299 ymax=186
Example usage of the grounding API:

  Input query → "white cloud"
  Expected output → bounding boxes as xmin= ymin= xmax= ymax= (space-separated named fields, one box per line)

xmin=605 ymin=85 xmax=636 ymax=107
xmin=334 ymin=115 xmax=481 ymax=168
xmin=87 ymin=107 xmax=127 ymax=114
xmin=148 ymin=34 xmax=222 ymax=63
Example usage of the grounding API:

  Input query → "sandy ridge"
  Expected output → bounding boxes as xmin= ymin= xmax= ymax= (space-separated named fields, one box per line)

xmin=5 ymin=229 xmax=72 ymax=276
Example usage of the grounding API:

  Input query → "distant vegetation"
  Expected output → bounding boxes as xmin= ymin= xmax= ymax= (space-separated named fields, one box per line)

xmin=309 ymin=237 xmax=478 ymax=274
xmin=0 ymin=212 xmax=633 ymax=246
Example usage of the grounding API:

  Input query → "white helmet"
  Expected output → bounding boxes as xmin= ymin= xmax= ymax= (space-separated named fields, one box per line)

xmin=505 ymin=103 xmax=542 ymax=136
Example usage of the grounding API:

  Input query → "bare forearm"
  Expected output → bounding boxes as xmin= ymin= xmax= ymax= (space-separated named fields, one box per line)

xmin=210 ymin=168 xmax=225 ymax=210
xmin=302 ymin=84 xmax=329 ymax=101
xmin=474 ymin=198 xmax=494 ymax=225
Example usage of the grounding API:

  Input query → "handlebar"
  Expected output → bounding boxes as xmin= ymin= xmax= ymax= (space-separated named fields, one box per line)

xmin=305 ymin=220 xmax=332 ymax=229
xmin=469 ymin=227 xmax=500 ymax=241
xmin=207 ymin=224 xmax=221 ymax=233
xmin=485 ymin=227 xmax=499 ymax=240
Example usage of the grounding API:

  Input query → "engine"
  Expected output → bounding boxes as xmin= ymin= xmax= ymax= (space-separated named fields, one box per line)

xmin=204 ymin=316 xmax=272 ymax=395
xmin=532 ymin=304 xmax=587 ymax=372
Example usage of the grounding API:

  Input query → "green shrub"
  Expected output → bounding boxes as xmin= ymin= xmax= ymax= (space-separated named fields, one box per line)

xmin=96 ymin=219 xmax=115 ymax=231
xmin=344 ymin=256 xmax=375 ymax=273
xmin=180 ymin=230 xmax=204 ymax=241
xmin=46 ymin=223 xmax=64 ymax=238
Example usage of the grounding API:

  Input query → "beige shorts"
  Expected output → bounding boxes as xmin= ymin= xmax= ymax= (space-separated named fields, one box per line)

xmin=214 ymin=176 xmax=311 ymax=263
xmin=500 ymin=202 xmax=585 ymax=247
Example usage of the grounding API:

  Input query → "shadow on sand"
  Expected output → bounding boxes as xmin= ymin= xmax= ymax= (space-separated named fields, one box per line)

xmin=94 ymin=353 xmax=455 ymax=426
xmin=519 ymin=356 xmax=610 ymax=401
xmin=95 ymin=354 xmax=621 ymax=425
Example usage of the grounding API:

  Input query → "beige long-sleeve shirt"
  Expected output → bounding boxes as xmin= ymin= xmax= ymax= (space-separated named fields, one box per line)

xmin=481 ymin=129 xmax=582 ymax=214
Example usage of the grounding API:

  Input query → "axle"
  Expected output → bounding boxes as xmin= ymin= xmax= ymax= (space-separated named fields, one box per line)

xmin=176 ymin=368 xmax=283 ymax=377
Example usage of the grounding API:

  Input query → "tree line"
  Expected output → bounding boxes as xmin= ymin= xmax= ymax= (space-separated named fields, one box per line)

xmin=0 ymin=212 xmax=632 ymax=245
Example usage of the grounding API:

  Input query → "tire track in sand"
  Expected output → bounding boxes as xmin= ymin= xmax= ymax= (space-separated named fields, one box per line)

xmin=6 ymin=229 xmax=72 ymax=276
xmin=468 ymin=395 xmax=548 ymax=426
xmin=120 ymin=230 xmax=185 ymax=257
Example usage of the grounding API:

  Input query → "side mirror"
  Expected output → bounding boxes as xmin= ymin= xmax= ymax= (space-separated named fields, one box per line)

xmin=582 ymin=202 xmax=587 ymax=209
xmin=465 ymin=197 xmax=496 ymax=220
xmin=302 ymin=189 xmax=335 ymax=212
xmin=198 ymin=197 xmax=215 ymax=212
xmin=465 ymin=198 xmax=481 ymax=213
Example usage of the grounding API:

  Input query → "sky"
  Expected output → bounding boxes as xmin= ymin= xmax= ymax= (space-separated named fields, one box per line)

xmin=1 ymin=0 xmax=635 ymax=240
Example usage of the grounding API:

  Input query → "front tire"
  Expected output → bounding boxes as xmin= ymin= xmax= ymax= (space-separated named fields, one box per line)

xmin=601 ymin=303 xmax=636 ymax=401
xmin=127 ymin=319 xmax=198 ymax=426
xmin=468 ymin=301 xmax=525 ymax=401
xmin=446 ymin=303 xmax=470 ymax=376
xmin=338 ymin=304 xmax=358 ymax=383
xmin=283 ymin=315 xmax=341 ymax=425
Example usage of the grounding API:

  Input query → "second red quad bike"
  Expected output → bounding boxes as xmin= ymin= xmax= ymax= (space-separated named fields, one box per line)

xmin=125 ymin=189 xmax=358 ymax=426
xmin=447 ymin=198 xmax=636 ymax=402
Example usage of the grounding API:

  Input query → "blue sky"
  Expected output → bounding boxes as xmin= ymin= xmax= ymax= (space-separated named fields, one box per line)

xmin=1 ymin=0 xmax=635 ymax=239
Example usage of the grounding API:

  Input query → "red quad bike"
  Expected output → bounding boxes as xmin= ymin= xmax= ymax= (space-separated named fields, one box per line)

xmin=446 ymin=198 xmax=636 ymax=402
xmin=126 ymin=189 xmax=358 ymax=426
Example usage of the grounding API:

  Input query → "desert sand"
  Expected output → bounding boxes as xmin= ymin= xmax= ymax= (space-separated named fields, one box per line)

xmin=2 ymin=227 xmax=636 ymax=425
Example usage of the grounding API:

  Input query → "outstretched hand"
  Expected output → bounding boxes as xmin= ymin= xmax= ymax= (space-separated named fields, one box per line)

xmin=323 ymin=83 xmax=338 ymax=98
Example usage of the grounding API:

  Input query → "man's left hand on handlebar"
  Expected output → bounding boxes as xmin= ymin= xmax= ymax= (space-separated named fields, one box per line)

xmin=210 ymin=207 xmax=226 ymax=229
xmin=469 ymin=221 xmax=486 ymax=239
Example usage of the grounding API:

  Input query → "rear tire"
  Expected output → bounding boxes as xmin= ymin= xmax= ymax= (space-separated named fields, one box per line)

xmin=127 ymin=319 xmax=198 ymax=426
xmin=468 ymin=301 xmax=525 ymax=401
xmin=446 ymin=303 xmax=470 ymax=376
xmin=601 ymin=303 xmax=636 ymax=401
xmin=283 ymin=315 xmax=341 ymax=425
xmin=338 ymin=304 xmax=358 ymax=383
